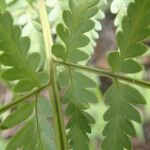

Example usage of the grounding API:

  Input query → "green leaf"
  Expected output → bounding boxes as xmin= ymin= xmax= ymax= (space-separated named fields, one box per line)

xmin=52 ymin=44 xmax=65 ymax=60
xmin=58 ymin=70 xmax=70 ymax=88
xmin=69 ymin=127 xmax=89 ymax=150
xmin=118 ymin=83 xmax=146 ymax=105
xmin=2 ymin=68 xmax=29 ymax=81
xmin=117 ymin=0 xmax=150 ymax=59
xmin=5 ymin=97 xmax=56 ymax=150
xmin=72 ymin=72 xmax=96 ymax=88
xmin=64 ymin=88 xmax=97 ymax=105
xmin=0 ymin=102 xmax=34 ymax=129
xmin=60 ymin=68 xmax=97 ymax=149
xmin=6 ymin=119 xmax=36 ymax=150
xmin=14 ymin=79 xmax=36 ymax=92
xmin=26 ymin=52 xmax=41 ymax=71
xmin=35 ymin=97 xmax=56 ymax=150
xmin=67 ymin=49 xmax=89 ymax=62
xmin=57 ymin=23 xmax=69 ymax=43
xmin=37 ymin=71 xmax=49 ymax=86
xmin=0 ymin=12 xmax=48 ymax=93
xmin=37 ymin=98 xmax=52 ymax=117
xmin=63 ymin=10 xmax=95 ymax=33
xmin=102 ymin=81 xmax=146 ymax=150
xmin=104 ymin=1 xmax=149 ymax=149
xmin=117 ymin=32 xmax=148 ymax=59
xmin=109 ymin=0 xmax=150 ymax=74
xmin=118 ymin=59 xmax=142 ymax=73
xmin=54 ymin=1 xmax=100 ymax=149
xmin=107 ymin=51 xmax=120 ymax=71
xmin=53 ymin=0 xmax=99 ymax=63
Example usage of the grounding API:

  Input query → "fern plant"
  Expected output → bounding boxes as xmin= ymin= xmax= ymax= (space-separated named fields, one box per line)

xmin=0 ymin=0 xmax=150 ymax=150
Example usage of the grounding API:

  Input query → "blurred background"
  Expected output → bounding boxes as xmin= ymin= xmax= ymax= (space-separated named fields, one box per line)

xmin=0 ymin=0 xmax=150 ymax=149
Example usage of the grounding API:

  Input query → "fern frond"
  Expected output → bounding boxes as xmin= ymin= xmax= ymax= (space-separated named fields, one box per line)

xmin=0 ymin=12 xmax=49 ymax=93
xmin=52 ymin=0 xmax=100 ymax=149
xmin=0 ymin=12 xmax=53 ymax=149
xmin=0 ymin=102 xmax=34 ymax=129
xmin=58 ymin=68 xmax=97 ymax=149
xmin=0 ymin=97 xmax=55 ymax=150
xmin=102 ymin=81 xmax=146 ymax=150
xmin=108 ymin=0 xmax=150 ymax=74
xmin=102 ymin=0 xmax=150 ymax=149
xmin=52 ymin=0 xmax=99 ymax=62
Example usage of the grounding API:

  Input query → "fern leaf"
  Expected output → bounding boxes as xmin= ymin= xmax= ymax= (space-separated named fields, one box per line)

xmin=5 ymin=119 xmax=36 ymax=150
xmin=103 ymin=0 xmax=150 ymax=149
xmin=52 ymin=0 xmax=99 ymax=62
xmin=118 ymin=6 xmax=149 ymax=58
xmin=108 ymin=0 xmax=150 ymax=73
xmin=102 ymin=81 xmax=146 ymax=150
xmin=0 ymin=12 xmax=49 ymax=93
xmin=53 ymin=0 xmax=100 ymax=149
xmin=1 ymin=97 xmax=56 ymax=150
xmin=0 ymin=102 xmax=34 ymax=129
xmin=57 ymin=67 xmax=97 ymax=149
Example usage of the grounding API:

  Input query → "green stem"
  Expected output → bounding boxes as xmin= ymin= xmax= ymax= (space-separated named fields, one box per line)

xmin=54 ymin=60 xmax=150 ymax=89
xmin=50 ymin=63 xmax=68 ymax=150
xmin=0 ymin=83 xmax=49 ymax=115
xmin=38 ymin=0 xmax=68 ymax=150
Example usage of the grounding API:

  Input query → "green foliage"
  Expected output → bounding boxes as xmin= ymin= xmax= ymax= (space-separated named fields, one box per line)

xmin=52 ymin=0 xmax=99 ymax=62
xmin=0 ymin=10 xmax=54 ymax=150
xmin=53 ymin=0 xmax=101 ymax=149
xmin=102 ymin=81 xmax=146 ymax=150
xmin=103 ymin=0 xmax=150 ymax=149
xmin=108 ymin=0 xmax=150 ymax=73
xmin=0 ymin=102 xmax=34 ymax=129
xmin=108 ymin=52 xmax=142 ymax=73
xmin=0 ymin=0 xmax=150 ymax=150
xmin=0 ymin=12 xmax=48 ymax=93
xmin=0 ymin=97 xmax=55 ymax=150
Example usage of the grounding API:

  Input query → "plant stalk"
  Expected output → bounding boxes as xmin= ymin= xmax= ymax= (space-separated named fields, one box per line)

xmin=50 ymin=63 xmax=68 ymax=149
xmin=38 ymin=0 xmax=68 ymax=150
xmin=54 ymin=60 xmax=150 ymax=89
